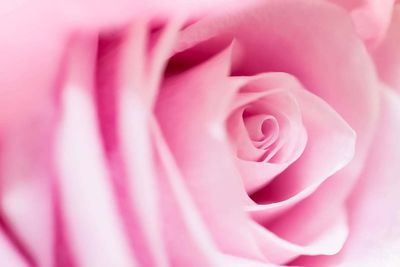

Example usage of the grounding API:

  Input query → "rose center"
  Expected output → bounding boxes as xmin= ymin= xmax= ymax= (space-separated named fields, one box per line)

xmin=243 ymin=113 xmax=279 ymax=151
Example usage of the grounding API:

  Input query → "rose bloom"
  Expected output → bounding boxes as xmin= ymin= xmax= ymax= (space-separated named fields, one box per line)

xmin=1 ymin=0 xmax=400 ymax=266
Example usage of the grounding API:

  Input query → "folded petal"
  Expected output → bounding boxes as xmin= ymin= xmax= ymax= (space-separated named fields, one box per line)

xmin=251 ymin=82 xmax=355 ymax=203
xmin=242 ymin=75 xmax=355 ymax=264
xmin=55 ymin=37 xmax=137 ymax=267
xmin=251 ymin=209 xmax=348 ymax=264
xmin=293 ymin=87 xmax=400 ymax=266
xmin=178 ymin=0 xmax=379 ymax=156
xmin=156 ymin=46 xmax=265 ymax=261
xmin=227 ymin=74 xmax=307 ymax=193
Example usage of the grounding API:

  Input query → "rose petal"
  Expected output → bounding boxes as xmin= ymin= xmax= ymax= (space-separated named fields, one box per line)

xmin=227 ymin=75 xmax=308 ymax=193
xmin=0 ymin=101 xmax=56 ymax=266
xmin=0 ymin=1 xmax=68 ymax=130
xmin=0 ymin=229 xmax=28 ymax=267
xmin=177 ymin=3 xmax=379 ymax=229
xmin=152 ymin=120 xmax=220 ymax=266
xmin=372 ymin=4 xmax=400 ymax=92
xmin=55 ymin=37 xmax=137 ymax=267
xmin=251 ymin=82 xmax=355 ymax=204
xmin=156 ymin=46 xmax=265 ymax=260
xmin=229 ymin=89 xmax=303 ymax=161
xmin=250 ymin=208 xmax=348 ymax=264
xmin=340 ymin=87 xmax=400 ymax=265
xmin=178 ymin=0 xmax=379 ymax=154
xmin=0 ymin=152 xmax=53 ymax=267
xmin=96 ymin=20 xmax=187 ymax=266
xmin=293 ymin=87 xmax=400 ymax=266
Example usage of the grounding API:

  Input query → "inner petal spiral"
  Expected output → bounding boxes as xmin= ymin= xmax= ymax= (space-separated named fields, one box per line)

xmin=243 ymin=112 xmax=279 ymax=150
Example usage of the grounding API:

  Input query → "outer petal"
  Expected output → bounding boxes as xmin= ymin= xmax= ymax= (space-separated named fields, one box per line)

xmin=95 ymin=18 xmax=233 ymax=266
xmin=0 ymin=229 xmax=28 ymax=267
xmin=250 ymin=210 xmax=348 ymax=264
xmin=156 ymin=46 xmax=265 ymax=261
xmin=341 ymin=87 xmax=400 ymax=265
xmin=0 ymin=104 xmax=56 ymax=266
xmin=55 ymin=36 xmax=137 ymax=267
xmin=293 ymin=87 xmax=400 ymax=266
xmin=0 ymin=1 xmax=68 ymax=129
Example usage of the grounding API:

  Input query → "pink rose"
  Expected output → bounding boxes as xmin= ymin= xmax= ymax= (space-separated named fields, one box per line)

xmin=1 ymin=0 xmax=399 ymax=266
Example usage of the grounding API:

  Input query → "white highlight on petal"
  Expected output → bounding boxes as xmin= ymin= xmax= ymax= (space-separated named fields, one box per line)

xmin=56 ymin=83 xmax=136 ymax=266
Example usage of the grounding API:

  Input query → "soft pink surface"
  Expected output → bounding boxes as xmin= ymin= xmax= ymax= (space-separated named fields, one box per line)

xmin=372 ymin=4 xmax=400 ymax=92
xmin=0 ymin=0 xmax=399 ymax=266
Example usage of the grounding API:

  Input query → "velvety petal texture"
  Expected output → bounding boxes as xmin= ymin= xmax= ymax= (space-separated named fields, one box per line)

xmin=1 ymin=0 xmax=399 ymax=266
xmin=372 ymin=4 xmax=400 ymax=92
xmin=156 ymin=47 xmax=265 ymax=261
xmin=293 ymin=87 xmax=400 ymax=266
xmin=0 ymin=1 xmax=68 ymax=129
